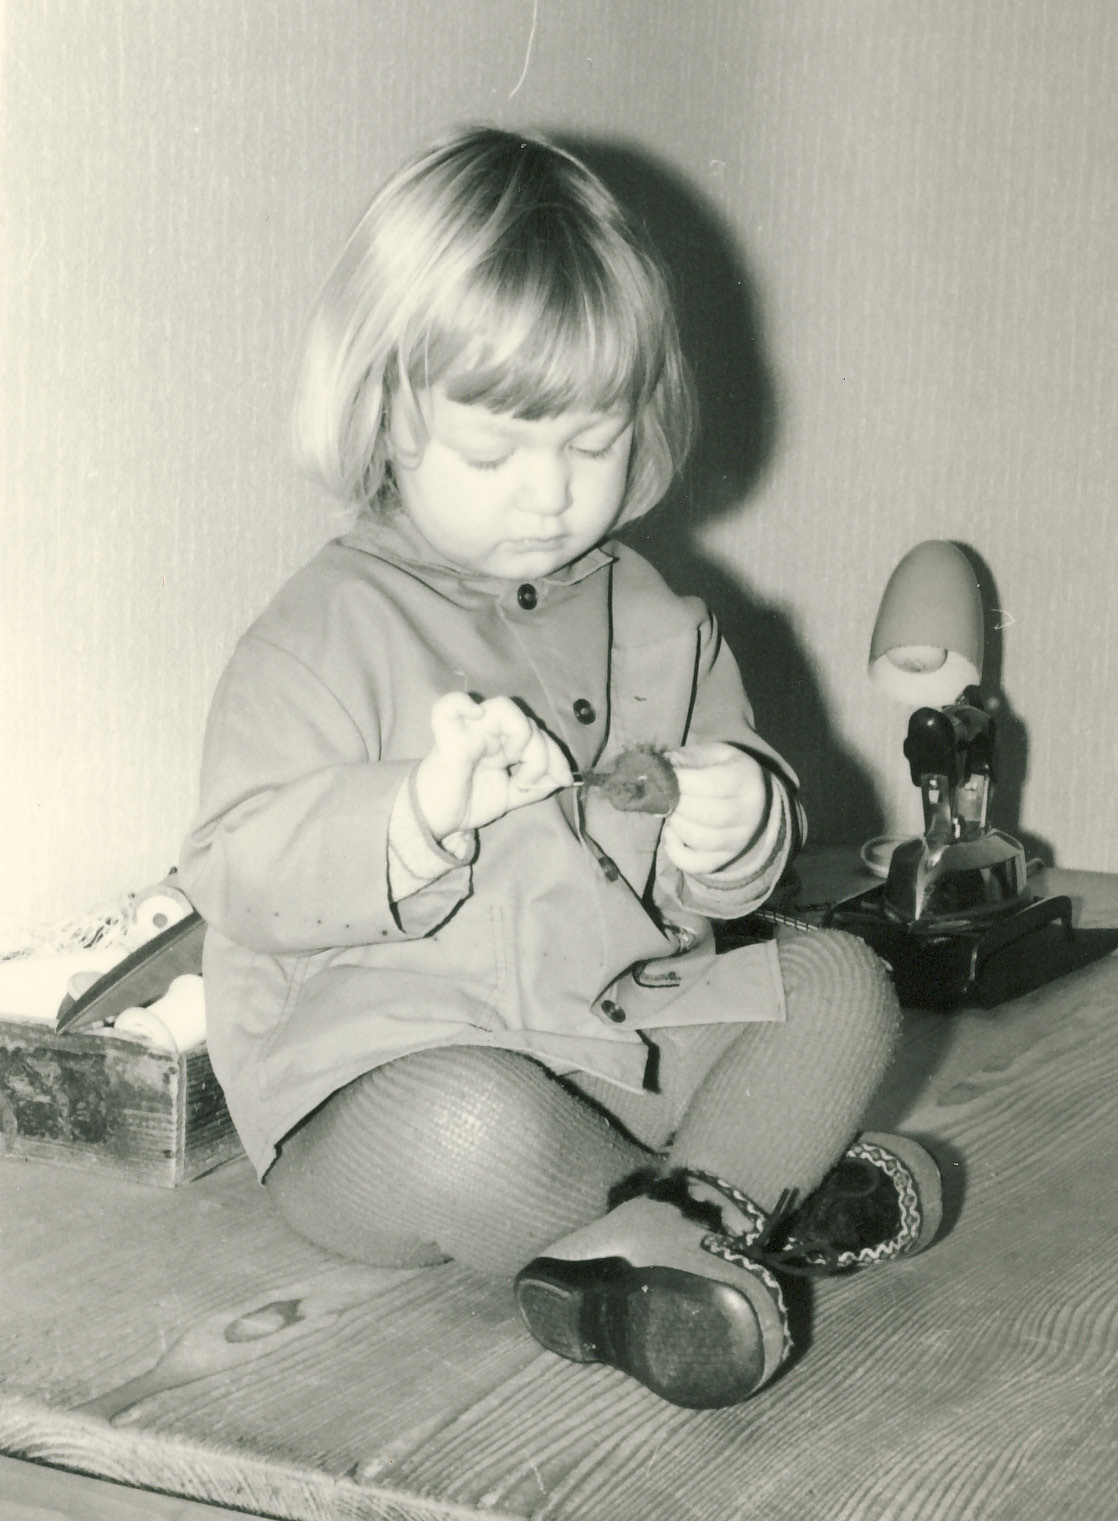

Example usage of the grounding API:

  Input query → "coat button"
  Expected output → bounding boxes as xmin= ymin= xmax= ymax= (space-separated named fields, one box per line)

xmin=517 ymin=583 xmax=538 ymax=610
xmin=573 ymin=698 xmax=596 ymax=724
xmin=601 ymin=999 xmax=626 ymax=1023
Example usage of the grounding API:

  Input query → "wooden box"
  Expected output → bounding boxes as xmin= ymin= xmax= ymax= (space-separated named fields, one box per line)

xmin=0 ymin=1018 xmax=241 ymax=1185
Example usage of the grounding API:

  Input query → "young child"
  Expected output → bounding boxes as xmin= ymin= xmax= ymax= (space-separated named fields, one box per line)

xmin=179 ymin=126 xmax=942 ymax=1410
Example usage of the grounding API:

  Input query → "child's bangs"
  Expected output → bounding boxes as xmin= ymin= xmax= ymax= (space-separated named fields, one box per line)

xmin=422 ymin=259 xmax=658 ymax=421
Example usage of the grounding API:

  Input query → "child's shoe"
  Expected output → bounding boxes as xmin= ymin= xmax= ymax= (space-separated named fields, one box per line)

xmin=659 ymin=1131 xmax=943 ymax=1281
xmin=514 ymin=1132 xmax=941 ymax=1408
xmin=514 ymin=1192 xmax=793 ymax=1409
xmin=762 ymin=1130 xmax=944 ymax=1273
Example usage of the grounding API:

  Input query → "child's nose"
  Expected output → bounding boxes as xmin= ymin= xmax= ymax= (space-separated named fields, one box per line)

xmin=518 ymin=451 xmax=571 ymax=517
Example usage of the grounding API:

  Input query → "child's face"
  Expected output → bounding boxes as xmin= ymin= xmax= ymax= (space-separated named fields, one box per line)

xmin=389 ymin=387 xmax=634 ymax=579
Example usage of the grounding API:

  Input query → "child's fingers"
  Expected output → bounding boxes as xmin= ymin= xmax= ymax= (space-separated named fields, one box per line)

xmin=665 ymin=741 xmax=738 ymax=770
xmin=665 ymin=808 xmax=762 ymax=872
xmin=661 ymin=821 xmax=739 ymax=877
xmin=671 ymin=791 xmax=755 ymax=830
xmin=674 ymin=769 xmax=750 ymax=803
xmin=467 ymin=697 xmax=572 ymax=789
xmin=430 ymin=693 xmax=531 ymax=767
xmin=662 ymin=744 xmax=771 ymax=872
xmin=473 ymin=696 xmax=537 ymax=765
xmin=426 ymin=693 xmax=571 ymax=824
xmin=667 ymin=743 xmax=763 ymax=797
xmin=667 ymin=811 xmax=750 ymax=854
xmin=431 ymin=691 xmax=485 ymax=724
xmin=507 ymin=728 xmax=547 ymax=789
xmin=668 ymin=747 xmax=768 ymax=835
xmin=429 ymin=691 xmax=489 ymax=760
xmin=509 ymin=726 xmax=573 ymax=794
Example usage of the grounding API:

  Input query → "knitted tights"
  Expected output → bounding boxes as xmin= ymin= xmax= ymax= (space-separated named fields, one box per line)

xmin=264 ymin=929 xmax=898 ymax=1278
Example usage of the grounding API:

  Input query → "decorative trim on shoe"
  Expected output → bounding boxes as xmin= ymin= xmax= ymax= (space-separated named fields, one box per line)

xmin=833 ymin=1138 xmax=923 ymax=1266
xmin=767 ymin=1131 xmax=944 ymax=1272
xmin=644 ymin=1167 xmax=797 ymax=1368
xmin=697 ymin=1231 xmax=795 ymax=1370
xmin=649 ymin=1133 xmax=942 ymax=1283
xmin=646 ymin=1166 xmax=775 ymax=1245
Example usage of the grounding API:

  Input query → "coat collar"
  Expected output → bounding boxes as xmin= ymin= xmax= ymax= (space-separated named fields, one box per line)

xmin=340 ymin=506 xmax=616 ymax=601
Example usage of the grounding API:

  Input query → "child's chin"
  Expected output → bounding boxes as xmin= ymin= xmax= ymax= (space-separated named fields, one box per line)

xmin=491 ymin=540 xmax=576 ymax=577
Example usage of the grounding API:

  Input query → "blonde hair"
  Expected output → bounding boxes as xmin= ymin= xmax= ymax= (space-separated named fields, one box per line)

xmin=292 ymin=126 xmax=695 ymax=522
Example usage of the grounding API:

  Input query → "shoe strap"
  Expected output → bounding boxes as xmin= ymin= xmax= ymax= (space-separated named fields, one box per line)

xmin=646 ymin=1167 xmax=838 ymax=1278
xmin=650 ymin=1139 xmax=924 ymax=1279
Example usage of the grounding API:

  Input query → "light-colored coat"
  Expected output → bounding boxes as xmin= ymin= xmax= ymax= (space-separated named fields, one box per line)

xmin=179 ymin=514 xmax=804 ymax=1176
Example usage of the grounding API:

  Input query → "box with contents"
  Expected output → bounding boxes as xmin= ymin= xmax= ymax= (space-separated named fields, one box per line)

xmin=0 ymin=881 xmax=242 ymax=1185
xmin=0 ymin=1015 xmax=241 ymax=1185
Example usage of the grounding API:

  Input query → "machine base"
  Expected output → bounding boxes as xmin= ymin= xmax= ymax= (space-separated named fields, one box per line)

xmin=822 ymin=887 xmax=1080 ymax=1009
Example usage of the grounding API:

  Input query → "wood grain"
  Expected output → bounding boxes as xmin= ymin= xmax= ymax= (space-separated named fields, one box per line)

xmin=2 ymin=863 xmax=1116 ymax=1520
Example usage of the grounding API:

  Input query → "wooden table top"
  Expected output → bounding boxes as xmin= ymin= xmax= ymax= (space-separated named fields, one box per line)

xmin=2 ymin=858 xmax=1117 ymax=1520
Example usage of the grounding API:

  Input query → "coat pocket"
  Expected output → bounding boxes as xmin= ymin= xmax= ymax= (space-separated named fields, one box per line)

xmin=624 ymin=937 xmax=786 ymax=1028
xmin=435 ymin=904 xmax=508 ymax=1032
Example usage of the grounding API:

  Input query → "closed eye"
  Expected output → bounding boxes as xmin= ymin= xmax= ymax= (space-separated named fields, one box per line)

xmin=464 ymin=454 xmax=512 ymax=472
xmin=572 ymin=433 xmax=626 ymax=461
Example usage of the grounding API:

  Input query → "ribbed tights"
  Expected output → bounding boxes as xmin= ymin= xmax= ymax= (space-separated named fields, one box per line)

xmin=264 ymin=929 xmax=899 ymax=1278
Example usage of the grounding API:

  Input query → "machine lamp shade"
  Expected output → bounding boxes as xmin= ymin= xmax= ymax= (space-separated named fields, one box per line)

xmin=868 ymin=541 xmax=984 ymax=707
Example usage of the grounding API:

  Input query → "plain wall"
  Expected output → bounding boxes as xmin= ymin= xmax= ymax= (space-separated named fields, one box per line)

xmin=4 ymin=0 xmax=1117 ymax=932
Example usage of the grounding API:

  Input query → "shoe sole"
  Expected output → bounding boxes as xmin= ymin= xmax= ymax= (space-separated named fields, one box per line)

xmin=514 ymin=1254 xmax=778 ymax=1409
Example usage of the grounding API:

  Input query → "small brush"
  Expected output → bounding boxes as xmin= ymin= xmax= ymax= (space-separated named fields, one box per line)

xmin=574 ymin=745 xmax=680 ymax=816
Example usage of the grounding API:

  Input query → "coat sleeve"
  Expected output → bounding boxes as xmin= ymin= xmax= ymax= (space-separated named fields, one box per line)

xmin=653 ymin=604 xmax=807 ymax=922
xmin=178 ymin=634 xmax=472 ymax=953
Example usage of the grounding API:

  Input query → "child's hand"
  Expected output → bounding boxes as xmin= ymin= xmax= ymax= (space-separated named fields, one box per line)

xmin=414 ymin=692 xmax=574 ymax=842
xmin=660 ymin=742 xmax=769 ymax=876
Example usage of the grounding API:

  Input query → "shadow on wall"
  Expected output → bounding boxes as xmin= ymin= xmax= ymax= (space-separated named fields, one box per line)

xmin=958 ymin=545 xmax=1053 ymax=867
xmin=565 ymin=136 xmax=884 ymax=847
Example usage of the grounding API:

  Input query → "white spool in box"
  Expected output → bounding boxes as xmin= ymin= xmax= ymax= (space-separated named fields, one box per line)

xmin=114 ymin=974 xmax=207 ymax=1051
xmin=132 ymin=887 xmax=193 ymax=941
